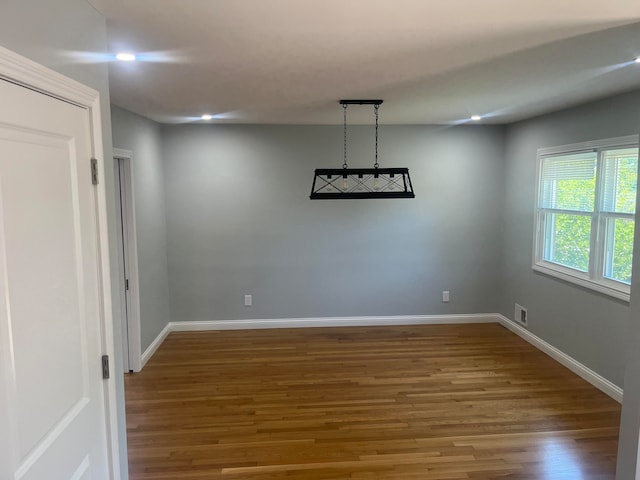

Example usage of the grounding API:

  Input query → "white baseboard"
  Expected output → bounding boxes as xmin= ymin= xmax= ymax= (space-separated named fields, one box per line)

xmin=168 ymin=314 xmax=497 ymax=332
xmin=140 ymin=323 xmax=171 ymax=369
xmin=495 ymin=314 xmax=623 ymax=403
xmin=141 ymin=313 xmax=623 ymax=403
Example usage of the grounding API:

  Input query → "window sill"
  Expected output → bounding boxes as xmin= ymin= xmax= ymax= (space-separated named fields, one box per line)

xmin=532 ymin=262 xmax=630 ymax=303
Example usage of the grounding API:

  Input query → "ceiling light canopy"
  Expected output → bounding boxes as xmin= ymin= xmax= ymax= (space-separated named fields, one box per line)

xmin=115 ymin=52 xmax=137 ymax=62
xmin=310 ymin=100 xmax=415 ymax=200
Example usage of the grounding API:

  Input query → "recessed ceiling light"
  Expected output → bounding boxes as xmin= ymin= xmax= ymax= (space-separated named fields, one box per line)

xmin=116 ymin=52 xmax=136 ymax=62
xmin=201 ymin=114 xmax=213 ymax=121
xmin=470 ymin=114 xmax=482 ymax=121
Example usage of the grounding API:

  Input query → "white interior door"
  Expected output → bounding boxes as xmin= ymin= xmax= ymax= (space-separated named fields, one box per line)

xmin=0 ymin=77 xmax=111 ymax=479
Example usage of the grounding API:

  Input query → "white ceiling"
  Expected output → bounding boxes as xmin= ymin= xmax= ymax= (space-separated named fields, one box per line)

xmin=89 ymin=0 xmax=640 ymax=124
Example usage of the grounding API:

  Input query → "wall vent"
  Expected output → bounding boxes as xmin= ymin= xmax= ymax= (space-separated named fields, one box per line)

xmin=514 ymin=303 xmax=528 ymax=326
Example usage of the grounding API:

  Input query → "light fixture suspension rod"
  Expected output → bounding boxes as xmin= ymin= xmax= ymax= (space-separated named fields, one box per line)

xmin=374 ymin=104 xmax=379 ymax=169
xmin=343 ymin=104 xmax=348 ymax=169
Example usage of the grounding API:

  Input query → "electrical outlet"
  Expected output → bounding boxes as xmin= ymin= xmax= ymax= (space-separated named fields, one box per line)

xmin=515 ymin=303 xmax=527 ymax=326
xmin=442 ymin=291 xmax=450 ymax=303
xmin=244 ymin=294 xmax=252 ymax=307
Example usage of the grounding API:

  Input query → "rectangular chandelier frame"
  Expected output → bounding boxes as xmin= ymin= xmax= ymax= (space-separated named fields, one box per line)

xmin=310 ymin=167 xmax=415 ymax=199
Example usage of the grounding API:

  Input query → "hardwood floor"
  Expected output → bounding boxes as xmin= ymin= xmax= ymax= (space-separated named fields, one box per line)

xmin=125 ymin=323 xmax=621 ymax=479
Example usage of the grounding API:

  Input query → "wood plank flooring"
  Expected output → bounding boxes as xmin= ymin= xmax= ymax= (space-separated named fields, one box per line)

xmin=125 ymin=323 xmax=621 ymax=479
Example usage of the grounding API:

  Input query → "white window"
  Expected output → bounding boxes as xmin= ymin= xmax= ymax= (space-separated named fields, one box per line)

xmin=533 ymin=135 xmax=639 ymax=301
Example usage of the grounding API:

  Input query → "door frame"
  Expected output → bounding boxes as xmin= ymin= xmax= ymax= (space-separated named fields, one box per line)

xmin=0 ymin=46 xmax=121 ymax=478
xmin=113 ymin=148 xmax=142 ymax=373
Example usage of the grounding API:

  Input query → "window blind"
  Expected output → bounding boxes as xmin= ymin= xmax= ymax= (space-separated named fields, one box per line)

xmin=539 ymin=151 xmax=597 ymax=212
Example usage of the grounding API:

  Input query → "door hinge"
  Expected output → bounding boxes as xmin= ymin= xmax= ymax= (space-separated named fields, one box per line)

xmin=125 ymin=278 xmax=129 ymax=291
xmin=101 ymin=355 xmax=110 ymax=379
xmin=91 ymin=158 xmax=99 ymax=185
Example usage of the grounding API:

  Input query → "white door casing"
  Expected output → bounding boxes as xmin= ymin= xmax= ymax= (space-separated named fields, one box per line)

xmin=0 ymin=47 xmax=120 ymax=479
xmin=113 ymin=156 xmax=129 ymax=373
xmin=114 ymin=149 xmax=141 ymax=373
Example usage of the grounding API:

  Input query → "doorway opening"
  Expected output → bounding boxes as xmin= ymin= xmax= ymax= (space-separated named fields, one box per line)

xmin=114 ymin=149 xmax=141 ymax=373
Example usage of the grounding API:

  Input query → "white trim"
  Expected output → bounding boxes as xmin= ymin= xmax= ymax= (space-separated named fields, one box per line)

xmin=0 ymin=47 xmax=98 ymax=108
xmin=112 ymin=158 xmax=128 ymax=373
xmin=142 ymin=313 xmax=623 ymax=404
xmin=168 ymin=314 xmax=498 ymax=332
xmin=113 ymin=148 xmax=132 ymax=158
xmin=141 ymin=323 xmax=171 ymax=369
xmin=533 ymin=262 xmax=630 ymax=302
xmin=0 ymin=45 xmax=121 ymax=479
xmin=113 ymin=149 xmax=142 ymax=372
xmin=495 ymin=314 xmax=623 ymax=403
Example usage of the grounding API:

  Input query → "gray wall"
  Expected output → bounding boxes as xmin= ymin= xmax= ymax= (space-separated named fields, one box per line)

xmin=162 ymin=124 xmax=506 ymax=322
xmin=500 ymin=89 xmax=640 ymax=388
xmin=111 ymin=106 xmax=171 ymax=351
xmin=0 ymin=0 xmax=128 ymax=477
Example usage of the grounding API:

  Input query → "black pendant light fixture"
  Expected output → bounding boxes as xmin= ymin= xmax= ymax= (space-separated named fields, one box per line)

xmin=310 ymin=100 xmax=415 ymax=199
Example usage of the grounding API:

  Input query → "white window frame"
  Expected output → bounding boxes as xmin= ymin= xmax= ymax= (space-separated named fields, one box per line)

xmin=533 ymin=135 xmax=639 ymax=302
